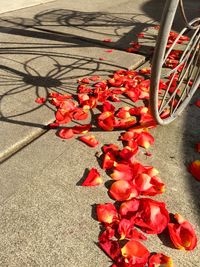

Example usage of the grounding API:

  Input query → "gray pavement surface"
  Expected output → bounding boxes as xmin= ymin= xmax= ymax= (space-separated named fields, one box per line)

xmin=0 ymin=0 xmax=200 ymax=266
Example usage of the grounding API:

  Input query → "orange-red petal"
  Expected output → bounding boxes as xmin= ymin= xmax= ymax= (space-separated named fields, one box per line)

xmin=121 ymin=240 xmax=150 ymax=266
xmin=58 ymin=128 xmax=74 ymax=139
xmin=188 ymin=160 xmax=200 ymax=181
xmin=81 ymin=168 xmax=103 ymax=186
xmin=79 ymin=135 xmax=99 ymax=147
xmin=96 ymin=203 xmax=118 ymax=224
xmin=168 ymin=213 xmax=198 ymax=251
xmin=109 ymin=180 xmax=138 ymax=201
xmin=148 ymin=253 xmax=173 ymax=267
xmin=35 ymin=97 xmax=46 ymax=104
xmin=72 ymin=124 xmax=91 ymax=134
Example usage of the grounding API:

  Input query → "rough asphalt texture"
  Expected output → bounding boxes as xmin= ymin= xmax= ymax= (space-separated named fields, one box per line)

xmin=0 ymin=0 xmax=200 ymax=266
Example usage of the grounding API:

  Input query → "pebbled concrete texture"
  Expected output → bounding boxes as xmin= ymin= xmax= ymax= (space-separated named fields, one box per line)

xmin=0 ymin=0 xmax=200 ymax=266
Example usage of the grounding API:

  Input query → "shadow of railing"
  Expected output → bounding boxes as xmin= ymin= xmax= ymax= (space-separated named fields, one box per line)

xmin=0 ymin=50 xmax=131 ymax=128
xmin=0 ymin=3 xmax=166 ymax=131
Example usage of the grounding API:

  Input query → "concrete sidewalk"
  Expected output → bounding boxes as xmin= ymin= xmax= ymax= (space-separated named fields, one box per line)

xmin=0 ymin=0 xmax=200 ymax=266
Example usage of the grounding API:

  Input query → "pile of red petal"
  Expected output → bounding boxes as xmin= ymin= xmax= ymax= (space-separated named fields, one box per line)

xmin=35 ymin=31 xmax=198 ymax=266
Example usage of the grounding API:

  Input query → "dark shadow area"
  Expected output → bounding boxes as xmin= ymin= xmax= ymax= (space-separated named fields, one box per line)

xmin=142 ymin=0 xmax=199 ymax=32
xmin=183 ymin=92 xmax=200 ymax=222
xmin=91 ymin=204 xmax=98 ymax=221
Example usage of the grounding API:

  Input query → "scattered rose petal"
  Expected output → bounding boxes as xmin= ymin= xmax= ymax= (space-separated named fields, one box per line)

xmin=195 ymin=100 xmax=200 ymax=108
xmin=82 ymin=168 xmax=103 ymax=186
xmin=121 ymin=240 xmax=150 ymax=266
xmin=168 ymin=213 xmax=198 ymax=250
xmin=119 ymin=198 xmax=140 ymax=219
xmin=72 ymin=124 xmax=91 ymax=134
xmin=109 ymin=180 xmax=138 ymax=201
xmin=79 ymin=135 xmax=99 ymax=147
xmin=148 ymin=253 xmax=173 ymax=267
xmin=89 ymin=75 xmax=100 ymax=81
xmin=99 ymin=239 xmax=121 ymax=261
xmin=188 ymin=160 xmax=200 ymax=181
xmin=58 ymin=128 xmax=74 ymax=139
xmin=35 ymin=97 xmax=46 ymax=104
xmin=96 ymin=203 xmax=118 ymax=224
xmin=135 ymin=198 xmax=169 ymax=234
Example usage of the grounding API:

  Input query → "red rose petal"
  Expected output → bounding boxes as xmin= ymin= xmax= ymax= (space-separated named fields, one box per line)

xmin=121 ymin=240 xmax=150 ymax=266
xmin=72 ymin=124 xmax=91 ymax=134
xmin=35 ymin=97 xmax=46 ymax=104
xmin=81 ymin=168 xmax=102 ymax=186
xmin=58 ymin=128 xmax=74 ymax=139
xmin=148 ymin=253 xmax=173 ymax=267
xmin=96 ymin=203 xmax=118 ymax=224
xmin=79 ymin=135 xmax=99 ymax=147
xmin=195 ymin=100 xmax=200 ymax=108
xmin=168 ymin=213 xmax=198 ymax=251
xmin=109 ymin=180 xmax=138 ymax=201
xmin=188 ymin=160 xmax=200 ymax=181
